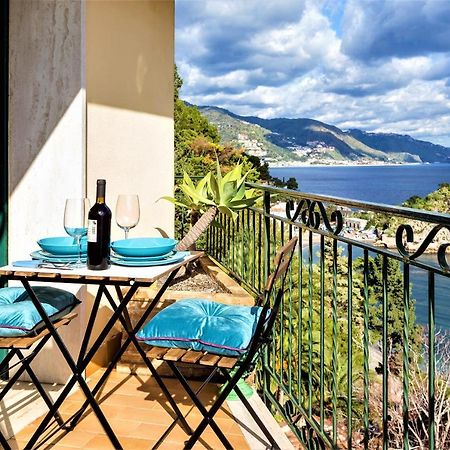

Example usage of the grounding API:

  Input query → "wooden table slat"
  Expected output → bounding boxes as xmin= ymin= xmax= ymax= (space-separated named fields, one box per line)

xmin=59 ymin=274 xmax=83 ymax=280
xmin=85 ymin=275 xmax=105 ymax=281
xmin=13 ymin=271 xmax=37 ymax=277
xmin=37 ymin=273 xmax=58 ymax=279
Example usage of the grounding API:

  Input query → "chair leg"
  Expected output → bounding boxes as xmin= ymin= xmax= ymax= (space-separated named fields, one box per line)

xmin=0 ymin=338 xmax=64 ymax=447
xmin=0 ymin=349 xmax=22 ymax=403
xmin=16 ymin=349 xmax=65 ymax=427
xmin=181 ymin=361 xmax=270 ymax=449
xmin=0 ymin=348 xmax=16 ymax=379
xmin=152 ymin=363 xmax=220 ymax=450
xmin=21 ymin=280 xmax=123 ymax=450
xmin=0 ymin=336 xmax=50 ymax=403
xmin=134 ymin=344 xmax=193 ymax=435
xmin=0 ymin=352 xmax=14 ymax=450
xmin=224 ymin=371 xmax=280 ymax=449
xmin=167 ymin=361 xmax=234 ymax=450
xmin=100 ymin=288 xmax=193 ymax=436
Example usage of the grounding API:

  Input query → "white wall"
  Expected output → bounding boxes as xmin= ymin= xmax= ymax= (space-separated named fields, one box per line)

xmin=7 ymin=0 xmax=85 ymax=386
xmin=9 ymin=0 xmax=85 ymax=262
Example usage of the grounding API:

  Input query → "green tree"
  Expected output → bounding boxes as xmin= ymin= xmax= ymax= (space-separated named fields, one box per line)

xmin=174 ymin=66 xmax=257 ymax=178
xmin=173 ymin=67 xmax=265 ymax=242
xmin=286 ymin=177 xmax=299 ymax=190
xmin=270 ymin=240 xmax=365 ymax=420
xmin=164 ymin=161 xmax=260 ymax=250
xmin=244 ymin=153 xmax=271 ymax=181
xmin=173 ymin=66 xmax=290 ymax=185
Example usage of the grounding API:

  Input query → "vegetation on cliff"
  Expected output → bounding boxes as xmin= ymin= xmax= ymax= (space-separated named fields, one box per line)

xmin=402 ymin=183 xmax=450 ymax=213
xmin=174 ymin=69 xmax=298 ymax=192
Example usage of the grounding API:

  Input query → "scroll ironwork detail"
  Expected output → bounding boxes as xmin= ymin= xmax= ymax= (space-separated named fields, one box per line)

xmin=286 ymin=199 xmax=343 ymax=235
xmin=395 ymin=223 xmax=450 ymax=271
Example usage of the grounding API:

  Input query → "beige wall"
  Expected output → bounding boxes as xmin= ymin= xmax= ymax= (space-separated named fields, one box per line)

xmin=86 ymin=0 xmax=175 ymax=241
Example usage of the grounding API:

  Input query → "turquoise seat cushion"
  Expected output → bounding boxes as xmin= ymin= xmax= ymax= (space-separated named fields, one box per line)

xmin=136 ymin=298 xmax=263 ymax=357
xmin=0 ymin=286 xmax=80 ymax=337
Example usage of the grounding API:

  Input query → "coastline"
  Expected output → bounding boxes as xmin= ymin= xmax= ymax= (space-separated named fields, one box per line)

xmin=269 ymin=161 xmax=427 ymax=169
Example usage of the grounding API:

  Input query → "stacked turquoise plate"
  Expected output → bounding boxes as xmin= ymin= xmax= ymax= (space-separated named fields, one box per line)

xmin=31 ymin=237 xmax=87 ymax=263
xmin=110 ymin=237 xmax=184 ymax=266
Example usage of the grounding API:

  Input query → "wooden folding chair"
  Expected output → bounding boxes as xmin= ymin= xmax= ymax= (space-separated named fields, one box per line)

xmin=0 ymin=312 xmax=77 ymax=449
xmin=138 ymin=237 xmax=298 ymax=449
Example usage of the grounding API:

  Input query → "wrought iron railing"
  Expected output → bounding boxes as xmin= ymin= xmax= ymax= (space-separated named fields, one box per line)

xmin=200 ymin=183 xmax=450 ymax=450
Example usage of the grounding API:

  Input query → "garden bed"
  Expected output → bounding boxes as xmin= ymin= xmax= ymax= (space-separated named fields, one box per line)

xmin=161 ymin=261 xmax=230 ymax=293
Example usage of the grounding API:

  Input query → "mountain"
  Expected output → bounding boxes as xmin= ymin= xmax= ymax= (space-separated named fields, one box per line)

xmin=346 ymin=129 xmax=450 ymax=164
xmin=198 ymin=105 xmax=450 ymax=165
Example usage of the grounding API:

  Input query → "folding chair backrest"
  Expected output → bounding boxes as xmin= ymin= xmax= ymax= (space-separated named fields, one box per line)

xmin=246 ymin=237 xmax=298 ymax=359
xmin=264 ymin=237 xmax=298 ymax=297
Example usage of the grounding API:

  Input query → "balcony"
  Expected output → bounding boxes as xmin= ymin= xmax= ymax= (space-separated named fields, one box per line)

xmin=2 ymin=182 xmax=449 ymax=449
xmin=1 ymin=0 xmax=448 ymax=447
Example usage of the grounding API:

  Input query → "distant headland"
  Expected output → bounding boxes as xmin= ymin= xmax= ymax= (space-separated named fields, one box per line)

xmin=196 ymin=104 xmax=450 ymax=167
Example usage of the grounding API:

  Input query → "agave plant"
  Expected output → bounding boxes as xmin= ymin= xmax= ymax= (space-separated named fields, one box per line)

xmin=163 ymin=160 xmax=260 ymax=250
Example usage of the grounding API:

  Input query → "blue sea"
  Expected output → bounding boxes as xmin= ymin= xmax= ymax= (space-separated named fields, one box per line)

xmin=271 ymin=164 xmax=450 ymax=329
xmin=271 ymin=163 xmax=450 ymax=205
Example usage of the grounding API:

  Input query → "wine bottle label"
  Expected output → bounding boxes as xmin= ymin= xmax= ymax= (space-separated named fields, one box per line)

xmin=87 ymin=219 xmax=98 ymax=242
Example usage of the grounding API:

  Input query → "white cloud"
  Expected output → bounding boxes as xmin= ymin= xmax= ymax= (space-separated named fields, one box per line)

xmin=341 ymin=0 xmax=450 ymax=60
xmin=176 ymin=0 xmax=450 ymax=146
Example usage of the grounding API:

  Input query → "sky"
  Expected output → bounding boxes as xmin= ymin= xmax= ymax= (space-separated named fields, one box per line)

xmin=175 ymin=0 xmax=450 ymax=146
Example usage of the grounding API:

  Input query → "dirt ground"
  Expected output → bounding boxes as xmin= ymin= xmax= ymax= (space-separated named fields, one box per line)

xmin=167 ymin=261 xmax=231 ymax=294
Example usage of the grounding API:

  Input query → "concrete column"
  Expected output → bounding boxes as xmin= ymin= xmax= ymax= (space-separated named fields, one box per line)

xmin=8 ymin=0 xmax=86 ymax=384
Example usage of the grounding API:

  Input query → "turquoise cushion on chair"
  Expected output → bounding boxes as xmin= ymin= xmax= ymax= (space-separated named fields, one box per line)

xmin=0 ymin=287 xmax=80 ymax=337
xmin=136 ymin=298 xmax=263 ymax=357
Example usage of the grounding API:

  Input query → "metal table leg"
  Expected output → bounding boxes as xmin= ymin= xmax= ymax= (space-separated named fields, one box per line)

xmin=22 ymin=280 xmax=131 ymax=449
xmin=68 ymin=267 xmax=190 ymax=433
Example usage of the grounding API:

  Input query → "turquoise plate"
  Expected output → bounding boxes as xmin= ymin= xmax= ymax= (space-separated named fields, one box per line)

xmin=37 ymin=236 xmax=87 ymax=255
xmin=30 ymin=250 xmax=86 ymax=263
xmin=111 ymin=237 xmax=177 ymax=257
xmin=111 ymin=252 xmax=188 ymax=267
xmin=110 ymin=250 xmax=175 ymax=261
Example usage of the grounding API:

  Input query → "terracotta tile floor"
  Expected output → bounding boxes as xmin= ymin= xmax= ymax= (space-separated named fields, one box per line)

xmin=7 ymin=369 xmax=250 ymax=449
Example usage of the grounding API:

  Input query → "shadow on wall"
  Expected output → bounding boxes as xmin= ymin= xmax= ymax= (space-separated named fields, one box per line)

xmin=9 ymin=0 xmax=174 ymax=194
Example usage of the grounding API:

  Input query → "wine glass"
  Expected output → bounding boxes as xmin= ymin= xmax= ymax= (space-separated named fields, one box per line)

xmin=116 ymin=194 xmax=140 ymax=239
xmin=64 ymin=198 xmax=90 ymax=267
